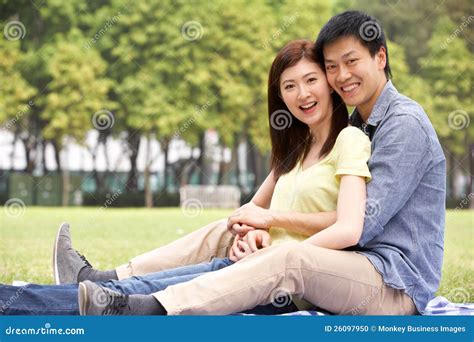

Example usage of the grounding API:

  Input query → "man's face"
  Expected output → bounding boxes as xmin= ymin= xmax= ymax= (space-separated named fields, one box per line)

xmin=323 ymin=36 xmax=387 ymax=117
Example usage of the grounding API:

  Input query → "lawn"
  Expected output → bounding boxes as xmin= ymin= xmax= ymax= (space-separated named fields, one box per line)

xmin=0 ymin=207 xmax=472 ymax=303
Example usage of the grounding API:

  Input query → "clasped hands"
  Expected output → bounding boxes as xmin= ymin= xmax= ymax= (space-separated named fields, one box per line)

xmin=227 ymin=202 xmax=273 ymax=262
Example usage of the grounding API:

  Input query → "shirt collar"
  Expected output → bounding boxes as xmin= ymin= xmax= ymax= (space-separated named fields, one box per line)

xmin=350 ymin=80 xmax=398 ymax=127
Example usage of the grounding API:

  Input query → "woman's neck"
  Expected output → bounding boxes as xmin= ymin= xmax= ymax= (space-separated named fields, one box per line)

xmin=308 ymin=118 xmax=331 ymax=152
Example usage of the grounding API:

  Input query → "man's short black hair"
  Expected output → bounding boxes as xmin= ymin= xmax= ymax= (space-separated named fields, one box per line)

xmin=315 ymin=10 xmax=391 ymax=78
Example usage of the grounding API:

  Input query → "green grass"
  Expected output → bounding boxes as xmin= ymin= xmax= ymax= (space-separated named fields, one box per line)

xmin=1 ymin=208 xmax=472 ymax=302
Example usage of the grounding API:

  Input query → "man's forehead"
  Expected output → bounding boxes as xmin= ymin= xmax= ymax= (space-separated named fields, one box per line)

xmin=323 ymin=37 xmax=365 ymax=58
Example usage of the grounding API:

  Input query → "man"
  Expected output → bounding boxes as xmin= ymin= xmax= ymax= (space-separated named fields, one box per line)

xmin=77 ymin=10 xmax=446 ymax=315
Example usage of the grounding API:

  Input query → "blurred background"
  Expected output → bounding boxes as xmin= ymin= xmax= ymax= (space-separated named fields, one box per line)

xmin=0 ymin=0 xmax=472 ymax=209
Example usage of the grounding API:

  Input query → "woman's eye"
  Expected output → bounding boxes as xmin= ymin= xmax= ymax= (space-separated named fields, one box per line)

xmin=284 ymin=84 xmax=294 ymax=90
xmin=308 ymin=78 xmax=317 ymax=83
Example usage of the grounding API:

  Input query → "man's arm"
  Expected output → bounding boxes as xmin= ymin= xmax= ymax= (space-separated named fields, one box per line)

xmin=358 ymin=114 xmax=431 ymax=246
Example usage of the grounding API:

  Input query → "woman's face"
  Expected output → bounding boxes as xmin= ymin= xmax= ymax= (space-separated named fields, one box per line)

xmin=279 ymin=58 xmax=333 ymax=130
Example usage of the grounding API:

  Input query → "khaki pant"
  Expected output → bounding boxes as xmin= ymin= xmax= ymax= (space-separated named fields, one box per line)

xmin=154 ymin=241 xmax=417 ymax=315
xmin=116 ymin=219 xmax=234 ymax=279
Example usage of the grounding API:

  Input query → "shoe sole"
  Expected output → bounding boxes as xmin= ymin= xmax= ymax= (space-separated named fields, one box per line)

xmin=78 ymin=282 xmax=88 ymax=315
xmin=52 ymin=222 xmax=70 ymax=285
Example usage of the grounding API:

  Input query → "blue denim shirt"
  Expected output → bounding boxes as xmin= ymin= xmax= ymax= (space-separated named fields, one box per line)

xmin=349 ymin=81 xmax=446 ymax=314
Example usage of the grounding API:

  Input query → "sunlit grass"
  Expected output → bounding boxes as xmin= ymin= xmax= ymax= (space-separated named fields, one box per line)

xmin=1 ymin=207 xmax=472 ymax=302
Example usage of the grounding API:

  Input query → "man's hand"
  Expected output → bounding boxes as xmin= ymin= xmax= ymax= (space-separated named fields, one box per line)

xmin=228 ymin=229 xmax=272 ymax=262
xmin=227 ymin=202 xmax=274 ymax=235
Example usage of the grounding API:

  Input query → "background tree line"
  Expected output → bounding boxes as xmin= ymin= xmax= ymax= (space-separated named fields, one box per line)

xmin=0 ymin=0 xmax=472 ymax=207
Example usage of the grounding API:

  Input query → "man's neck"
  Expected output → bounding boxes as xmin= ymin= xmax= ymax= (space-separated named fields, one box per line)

xmin=357 ymin=79 xmax=388 ymax=122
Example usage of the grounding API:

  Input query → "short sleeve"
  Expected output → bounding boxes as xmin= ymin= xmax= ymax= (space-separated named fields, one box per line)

xmin=334 ymin=127 xmax=372 ymax=182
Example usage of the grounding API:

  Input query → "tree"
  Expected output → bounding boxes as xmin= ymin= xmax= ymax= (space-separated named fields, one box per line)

xmin=420 ymin=16 xmax=473 ymax=197
xmin=0 ymin=38 xmax=36 ymax=170
xmin=39 ymin=29 xmax=114 ymax=205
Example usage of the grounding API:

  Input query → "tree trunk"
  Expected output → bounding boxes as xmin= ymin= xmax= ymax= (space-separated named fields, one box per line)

xmin=447 ymin=149 xmax=455 ymax=199
xmin=160 ymin=139 xmax=170 ymax=192
xmin=126 ymin=131 xmax=141 ymax=192
xmin=144 ymin=133 xmax=153 ymax=208
xmin=62 ymin=168 xmax=70 ymax=206
xmin=52 ymin=141 xmax=62 ymax=172
xmin=21 ymin=137 xmax=36 ymax=174
xmin=470 ymin=143 xmax=474 ymax=209
xmin=217 ymin=144 xmax=226 ymax=185
xmin=101 ymin=131 xmax=111 ymax=192
xmin=196 ymin=132 xmax=206 ymax=184
xmin=247 ymin=139 xmax=257 ymax=191
xmin=232 ymin=135 xmax=241 ymax=189
xmin=61 ymin=141 xmax=70 ymax=206
xmin=10 ymin=132 xmax=17 ymax=170
xmin=41 ymin=140 xmax=48 ymax=174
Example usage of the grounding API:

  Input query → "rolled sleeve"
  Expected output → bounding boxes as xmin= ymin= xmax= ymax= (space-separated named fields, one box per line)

xmin=358 ymin=114 xmax=431 ymax=247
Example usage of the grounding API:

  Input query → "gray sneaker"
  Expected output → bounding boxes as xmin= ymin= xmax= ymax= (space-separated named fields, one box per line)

xmin=78 ymin=281 xmax=131 ymax=315
xmin=53 ymin=222 xmax=92 ymax=284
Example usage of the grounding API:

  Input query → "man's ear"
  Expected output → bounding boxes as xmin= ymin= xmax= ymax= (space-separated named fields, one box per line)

xmin=377 ymin=46 xmax=387 ymax=71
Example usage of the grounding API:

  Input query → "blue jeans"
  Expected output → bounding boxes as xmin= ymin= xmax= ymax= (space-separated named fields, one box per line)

xmin=0 ymin=257 xmax=298 ymax=315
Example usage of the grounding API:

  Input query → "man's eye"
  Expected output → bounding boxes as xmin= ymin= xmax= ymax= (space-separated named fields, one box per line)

xmin=347 ymin=59 xmax=357 ymax=65
xmin=326 ymin=65 xmax=336 ymax=71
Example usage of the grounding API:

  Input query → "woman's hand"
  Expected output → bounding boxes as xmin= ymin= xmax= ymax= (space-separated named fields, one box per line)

xmin=228 ymin=229 xmax=272 ymax=262
xmin=227 ymin=202 xmax=274 ymax=234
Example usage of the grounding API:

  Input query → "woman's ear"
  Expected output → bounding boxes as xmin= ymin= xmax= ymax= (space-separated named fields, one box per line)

xmin=329 ymin=87 xmax=334 ymax=94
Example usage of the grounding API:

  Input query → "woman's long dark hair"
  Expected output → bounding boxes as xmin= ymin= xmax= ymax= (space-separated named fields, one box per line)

xmin=268 ymin=39 xmax=348 ymax=179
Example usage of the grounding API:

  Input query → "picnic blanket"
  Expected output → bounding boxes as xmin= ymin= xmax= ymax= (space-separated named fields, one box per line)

xmin=239 ymin=296 xmax=474 ymax=316
xmin=11 ymin=282 xmax=474 ymax=316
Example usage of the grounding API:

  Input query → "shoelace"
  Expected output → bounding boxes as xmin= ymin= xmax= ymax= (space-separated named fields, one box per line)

xmin=75 ymin=251 xmax=93 ymax=268
xmin=102 ymin=291 xmax=130 ymax=315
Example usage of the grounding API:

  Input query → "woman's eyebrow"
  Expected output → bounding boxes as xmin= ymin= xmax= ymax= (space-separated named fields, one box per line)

xmin=282 ymin=71 xmax=319 ymax=84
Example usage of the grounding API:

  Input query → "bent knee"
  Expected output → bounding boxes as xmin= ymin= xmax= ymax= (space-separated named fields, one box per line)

xmin=284 ymin=242 xmax=325 ymax=268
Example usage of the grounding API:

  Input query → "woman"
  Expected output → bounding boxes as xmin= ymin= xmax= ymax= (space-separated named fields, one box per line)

xmin=1 ymin=39 xmax=371 ymax=315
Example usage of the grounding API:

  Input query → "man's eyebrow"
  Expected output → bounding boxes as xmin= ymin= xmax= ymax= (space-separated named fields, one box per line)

xmin=325 ymin=50 xmax=357 ymax=63
xmin=281 ymin=71 xmax=318 ymax=84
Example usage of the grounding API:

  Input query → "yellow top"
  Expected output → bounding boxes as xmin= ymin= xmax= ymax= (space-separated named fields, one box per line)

xmin=269 ymin=126 xmax=372 ymax=246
